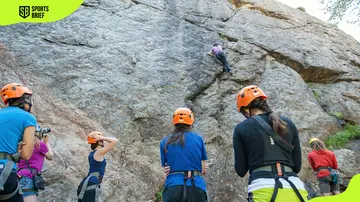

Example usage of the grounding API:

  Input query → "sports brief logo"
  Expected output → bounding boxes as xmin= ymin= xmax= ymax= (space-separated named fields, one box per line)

xmin=19 ymin=6 xmax=30 ymax=19
xmin=19 ymin=6 xmax=50 ymax=19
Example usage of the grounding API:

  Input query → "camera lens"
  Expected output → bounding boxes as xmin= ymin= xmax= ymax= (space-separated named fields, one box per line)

xmin=42 ymin=128 xmax=51 ymax=133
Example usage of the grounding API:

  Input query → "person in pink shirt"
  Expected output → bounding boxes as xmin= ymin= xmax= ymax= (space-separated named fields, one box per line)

xmin=208 ymin=43 xmax=232 ymax=74
xmin=17 ymin=126 xmax=54 ymax=202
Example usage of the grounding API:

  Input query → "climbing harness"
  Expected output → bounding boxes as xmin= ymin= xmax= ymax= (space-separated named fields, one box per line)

xmin=250 ymin=116 xmax=305 ymax=202
xmin=0 ymin=152 xmax=22 ymax=200
xmin=168 ymin=170 xmax=205 ymax=202
xmin=77 ymin=172 xmax=101 ymax=202
xmin=250 ymin=163 xmax=305 ymax=202
xmin=317 ymin=167 xmax=342 ymax=184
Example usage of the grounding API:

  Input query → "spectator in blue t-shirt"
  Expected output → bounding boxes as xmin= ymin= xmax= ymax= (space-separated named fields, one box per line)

xmin=0 ymin=83 xmax=36 ymax=201
xmin=160 ymin=107 xmax=208 ymax=202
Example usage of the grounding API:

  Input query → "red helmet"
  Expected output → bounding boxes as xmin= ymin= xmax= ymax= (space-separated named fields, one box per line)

xmin=172 ymin=108 xmax=194 ymax=126
xmin=236 ymin=85 xmax=267 ymax=112
xmin=1 ymin=83 xmax=32 ymax=105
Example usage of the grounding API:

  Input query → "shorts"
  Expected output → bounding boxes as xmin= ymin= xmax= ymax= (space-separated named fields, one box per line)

xmin=318 ymin=175 xmax=339 ymax=194
xmin=19 ymin=176 xmax=38 ymax=197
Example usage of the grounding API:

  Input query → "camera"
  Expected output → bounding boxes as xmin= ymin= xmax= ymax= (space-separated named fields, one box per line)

xmin=35 ymin=125 xmax=51 ymax=138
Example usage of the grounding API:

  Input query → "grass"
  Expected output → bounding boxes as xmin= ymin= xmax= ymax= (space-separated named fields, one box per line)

xmin=313 ymin=90 xmax=320 ymax=103
xmin=325 ymin=124 xmax=360 ymax=149
xmin=330 ymin=111 xmax=344 ymax=119
xmin=307 ymin=83 xmax=320 ymax=103
xmin=154 ymin=185 xmax=164 ymax=202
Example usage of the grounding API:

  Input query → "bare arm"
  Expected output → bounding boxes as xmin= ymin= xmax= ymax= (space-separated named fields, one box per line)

xmin=208 ymin=48 xmax=215 ymax=56
xmin=43 ymin=136 xmax=54 ymax=160
xmin=93 ymin=134 xmax=118 ymax=161
xmin=202 ymin=160 xmax=208 ymax=175
xmin=20 ymin=126 xmax=35 ymax=160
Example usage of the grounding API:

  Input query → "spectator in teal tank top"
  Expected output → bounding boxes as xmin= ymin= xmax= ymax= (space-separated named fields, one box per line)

xmin=160 ymin=107 xmax=208 ymax=202
xmin=77 ymin=131 xmax=118 ymax=202
xmin=0 ymin=83 xmax=36 ymax=202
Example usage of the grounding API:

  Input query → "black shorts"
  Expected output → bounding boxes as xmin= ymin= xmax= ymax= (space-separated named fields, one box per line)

xmin=77 ymin=180 xmax=99 ymax=202
xmin=0 ymin=171 xmax=23 ymax=202
xmin=162 ymin=185 xmax=207 ymax=202
xmin=318 ymin=175 xmax=339 ymax=194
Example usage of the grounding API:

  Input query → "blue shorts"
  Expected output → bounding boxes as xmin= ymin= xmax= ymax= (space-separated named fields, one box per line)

xmin=19 ymin=176 xmax=38 ymax=197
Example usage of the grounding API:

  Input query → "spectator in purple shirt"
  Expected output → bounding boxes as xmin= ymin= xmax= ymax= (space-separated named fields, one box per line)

xmin=17 ymin=126 xmax=53 ymax=202
xmin=208 ymin=43 xmax=232 ymax=74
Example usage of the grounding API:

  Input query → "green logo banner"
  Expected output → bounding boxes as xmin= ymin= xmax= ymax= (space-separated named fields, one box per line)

xmin=0 ymin=0 xmax=84 ymax=26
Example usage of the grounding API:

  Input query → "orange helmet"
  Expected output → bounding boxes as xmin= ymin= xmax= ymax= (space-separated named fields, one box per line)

xmin=1 ymin=83 xmax=32 ymax=105
xmin=87 ymin=131 xmax=103 ymax=144
xmin=172 ymin=108 xmax=194 ymax=126
xmin=236 ymin=85 xmax=267 ymax=112
xmin=87 ymin=136 xmax=98 ymax=144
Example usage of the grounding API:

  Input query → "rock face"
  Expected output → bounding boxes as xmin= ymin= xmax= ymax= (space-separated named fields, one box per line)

xmin=0 ymin=0 xmax=360 ymax=201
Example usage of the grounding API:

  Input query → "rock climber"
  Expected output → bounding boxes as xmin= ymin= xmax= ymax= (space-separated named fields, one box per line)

xmin=77 ymin=131 xmax=118 ymax=202
xmin=308 ymin=138 xmax=340 ymax=196
xmin=0 ymin=83 xmax=36 ymax=201
xmin=233 ymin=85 xmax=309 ymax=202
xmin=208 ymin=43 xmax=232 ymax=74
xmin=160 ymin=107 xmax=209 ymax=202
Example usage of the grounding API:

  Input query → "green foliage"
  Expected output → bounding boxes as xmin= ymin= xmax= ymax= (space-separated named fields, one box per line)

xmin=297 ymin=6 xmax=306 ymax=12
xmin=312 ymin=90 xmax=320 ymax=103
xmin=320 ymin=0 xmax=360 ymax=25
xmin=330 ymin=111 xmax=344 ymax=119
xmin=325 ymin=124 xmax=360 ymax=149
xmin=154 ymin=185 xmax=164 ymax=202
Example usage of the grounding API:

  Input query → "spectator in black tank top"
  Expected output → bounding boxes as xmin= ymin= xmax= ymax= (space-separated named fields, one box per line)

xmin=77 ymin=131 xmax=118 ymax=202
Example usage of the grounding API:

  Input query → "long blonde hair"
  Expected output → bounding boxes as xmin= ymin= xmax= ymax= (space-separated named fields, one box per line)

xmin=311 ymin=140 xmax=326 ymax=151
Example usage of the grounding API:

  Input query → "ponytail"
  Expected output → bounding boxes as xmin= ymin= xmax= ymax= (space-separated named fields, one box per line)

xmin=249 ymin=98 xmax=288 ymax=136
xmin=269 ymin=112 xmax=288 ymax=136
xmin=164 ymin=124 xmax=191 ymax=153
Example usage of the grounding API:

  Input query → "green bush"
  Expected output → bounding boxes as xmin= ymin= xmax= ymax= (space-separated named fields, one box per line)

xmin=325 ymin=124 xmax=360 ymax=149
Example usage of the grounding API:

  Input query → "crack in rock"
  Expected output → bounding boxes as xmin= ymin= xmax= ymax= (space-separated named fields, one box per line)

xmin=130 ymin=0 xmax=162 ymax=12
xmin=342 ymin=92 xmax=360 ymax=104
xmin=81 ymin=0 xmax=101 ymax=8
xmin=42 ymin=38 xmax=96 ymax=48
xmin=229 ymin=0 xmax=254 ymax=8
xmin=350 ymin=60 xmax=360 ymax=69
xmin=185 ymin=71 xmax=223 ymax=102
xmin=218 ymin=33 xmax=238 ymax=42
